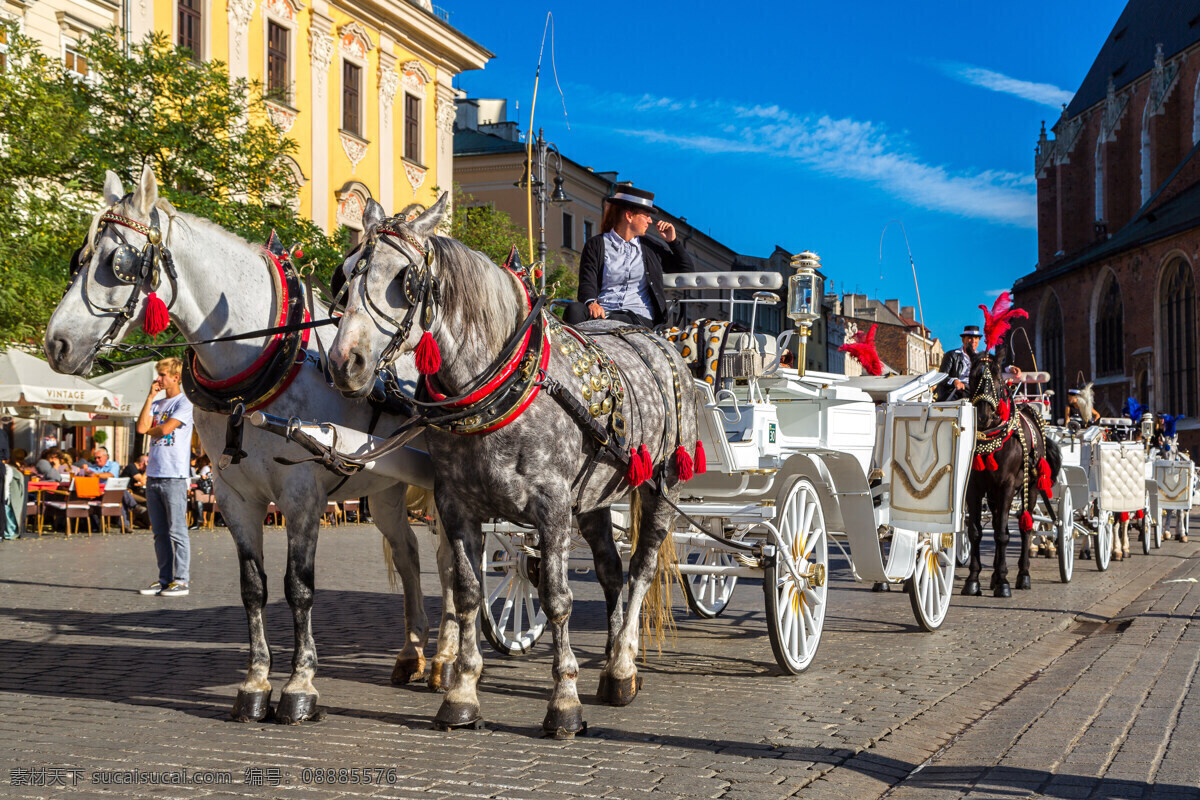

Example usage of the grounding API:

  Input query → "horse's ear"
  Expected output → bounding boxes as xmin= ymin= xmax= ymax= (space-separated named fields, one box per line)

xmin=408 ymin=192 xmax=450 ymax=239
xmin=131 ymin=163 xmax=158 ymax=216
xmin=363 ymin=199 xmax=386 ymax=231
xmin=993 ymin=340 xmax=1009 ymax=366
xmin=103 ymin=171 xmax=124 ymax=206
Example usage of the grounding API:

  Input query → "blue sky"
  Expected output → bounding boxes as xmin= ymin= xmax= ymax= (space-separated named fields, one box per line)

xmin=445 ymin=0 xmax=1127 ymax=343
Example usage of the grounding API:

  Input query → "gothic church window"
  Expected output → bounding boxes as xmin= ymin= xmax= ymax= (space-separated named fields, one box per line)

xmin=1041 ymin=293 xmax=1065 ymax=421
xmin=1160 ymin=259 xmax=1196 ymax=416
xmin=1095 ymin=275 xmax=1124 ymax=377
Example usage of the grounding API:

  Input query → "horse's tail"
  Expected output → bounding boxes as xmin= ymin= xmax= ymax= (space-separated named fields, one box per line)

xmin=382 ymin=486 xmax=438 ymax=590
xmin=628 ymin=489 xmax=681 ymax=659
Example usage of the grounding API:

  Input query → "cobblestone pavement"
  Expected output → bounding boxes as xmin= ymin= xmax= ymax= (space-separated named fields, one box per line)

xmin=1 ymin=517 xmax=1197 ymax=799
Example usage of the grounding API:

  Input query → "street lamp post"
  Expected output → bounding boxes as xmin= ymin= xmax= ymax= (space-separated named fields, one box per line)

xmin=515 ymin=127 xmax=568 ymax=292
xmin=787 ymin=251 xmax=823 ymax=376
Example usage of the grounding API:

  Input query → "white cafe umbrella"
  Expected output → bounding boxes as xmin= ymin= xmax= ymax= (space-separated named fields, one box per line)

xmin=0 ymin=349 xmax=121 ymax=414
xmin=90 ymin=361 xmax=161 ymax=418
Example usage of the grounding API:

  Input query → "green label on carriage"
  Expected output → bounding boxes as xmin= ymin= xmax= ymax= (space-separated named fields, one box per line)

xmin=769 ymin=423 xmax=776 ymax=443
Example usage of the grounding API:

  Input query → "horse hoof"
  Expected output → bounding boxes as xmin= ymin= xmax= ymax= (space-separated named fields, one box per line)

xmin=994 ymin=582 xmax=1012 ymax=598
xmin=275 ymin=693 xmax=323 ymax=724
xmin=542 ymin=706 xmax=587 ymax=739
xmin=433 ymin=701 xmax=483 ymax=731
xmin=427 ymin=660 xmax=454 ymax=693
xmin=1016 ymin=574 xmax=1032 ymax=590
xmin=597 ymin=673 xmax=642 ymax=706
xmin=961 ymin=580 xmax=982 ymax=597
xmin=230 ymin=690 xmax=272 ymax=723
xmin=391 ymin=655 xmax=425 ymax=685
xmin=871 ymin=582 xmax=890 ymax=593
xmin=1080 ymin=549 xmax=1091 ymax=560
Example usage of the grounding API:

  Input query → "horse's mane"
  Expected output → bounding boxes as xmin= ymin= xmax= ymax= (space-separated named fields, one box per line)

xmin=425 ymin=234 xmax=524 ymax=349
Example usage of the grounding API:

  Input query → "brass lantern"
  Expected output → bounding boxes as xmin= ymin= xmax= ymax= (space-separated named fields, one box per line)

xmin=788 ymin=251 xmax=821 ymax=327
xmin=1141 ymin=412 xmax=1154 ymax=443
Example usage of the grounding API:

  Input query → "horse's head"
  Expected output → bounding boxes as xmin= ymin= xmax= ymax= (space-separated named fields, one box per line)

xmin=967 ymin=342 xmax=1010 ymax=430
xmin=45 ymin=165 xmax=175 ymax=375
xmin=328 ymin=193 xmax=449 ymax=396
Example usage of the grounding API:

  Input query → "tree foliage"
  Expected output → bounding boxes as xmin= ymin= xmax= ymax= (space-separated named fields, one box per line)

xmin=0 ymin=25 xmax=346 ymax=347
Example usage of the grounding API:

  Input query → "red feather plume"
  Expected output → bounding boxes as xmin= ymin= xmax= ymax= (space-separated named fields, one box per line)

xmin=979 ymin=292 xmax=1029 ymax=351
xmin=839 ymin=324 xmax=883 ymax=376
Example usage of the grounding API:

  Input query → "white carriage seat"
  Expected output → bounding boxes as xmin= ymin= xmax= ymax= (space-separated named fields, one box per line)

xmin=662 ymin=271 xmax=784 ymax=291
xmin=692 ymin=379 xmax=759 ymax=474
xmin=724 ymin=332 xmax=777 ymax=358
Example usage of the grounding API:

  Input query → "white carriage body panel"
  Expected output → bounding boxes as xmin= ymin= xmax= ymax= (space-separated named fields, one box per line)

xmin=1155 ymin=459 xmax=1195 ymax=511
xmin=1093 ymin=441 xmax=1147 ymax=513
xmin=879 ymin=401 xmax=976 ymax=535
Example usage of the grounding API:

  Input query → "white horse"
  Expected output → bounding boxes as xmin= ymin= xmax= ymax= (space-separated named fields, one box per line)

xmin=44 ymin=165 xmax=453 ymax=724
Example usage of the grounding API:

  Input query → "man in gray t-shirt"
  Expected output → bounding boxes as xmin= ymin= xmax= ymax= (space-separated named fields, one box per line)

xmin=135 ymin=357 xmax=195 ymax=597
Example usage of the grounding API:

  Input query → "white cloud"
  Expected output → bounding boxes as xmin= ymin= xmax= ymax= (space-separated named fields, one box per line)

xmin=938 ymin=61 xmax=1073 ymax=109
xmin=584 ymin=91 xmax=1036 ymax=228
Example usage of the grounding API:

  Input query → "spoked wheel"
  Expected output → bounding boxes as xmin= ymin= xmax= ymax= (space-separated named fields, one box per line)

xmin=1152 ymin=510 xmax=1163 ymax=549
xmin=1094 ymin=514 xmax=1112 ymax=572
xmin=763 ymin=478 xmax=828 ymax=674
xmin=1057 ymin=488 xmax=1074 ymax=583
xmin=479 ymin=529 xmax=547 ymax=656
xmin=1142 ymin=512 xmax=1152 ymax=555
xmin=907 ymin=532 xmax=955 ymax=631
xmin=679 ymin=538 xmax=738 ymax=618
xmin=956 ymin=529 xmax=971 ymax=567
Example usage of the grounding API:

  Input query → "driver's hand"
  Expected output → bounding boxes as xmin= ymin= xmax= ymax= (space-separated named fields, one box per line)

xmin=587 ymin=302 xmax=606 ymax=320
xmin=954 ymin=380 xmax=965 ymax=390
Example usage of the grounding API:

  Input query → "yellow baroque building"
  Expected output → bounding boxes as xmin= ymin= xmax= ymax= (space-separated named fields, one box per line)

xmin=5 ymin=0 xmax=492 ymax=234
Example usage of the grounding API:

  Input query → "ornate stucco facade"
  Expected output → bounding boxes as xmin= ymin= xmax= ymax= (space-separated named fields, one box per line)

xmin=4 ymin=0 xmax=491 ymax=234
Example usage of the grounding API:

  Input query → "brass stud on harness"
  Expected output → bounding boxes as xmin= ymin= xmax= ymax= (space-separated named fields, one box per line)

xmin=147 ymin=227 xmax=162 ymax=245
xmin=589 ymin=403 xmax=601 ymax=417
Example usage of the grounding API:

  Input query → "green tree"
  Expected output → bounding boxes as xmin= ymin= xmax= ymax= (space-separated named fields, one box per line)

xmin=0 ymin=25 xmax=347 ymax=348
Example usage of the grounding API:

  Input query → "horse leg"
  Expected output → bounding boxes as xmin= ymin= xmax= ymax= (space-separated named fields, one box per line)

xmin=223 ymin=491 xmax=273 ymax=722
xmin=598 ymin=490 xmax=671 ymax=707
xmin=1016 ymin=500 xmax=1032 ymax=591
xmin=1116 ymin=518 xmax=1128 ymax=560
xmin=371 ymin=489 xmax=429 ymax=685
xmin=990 ymin=487 xmax=1012 ymax=598
xmin=963 ymin=487 xmax=984 ymax=596
xmin=275 ymin=497 xmax=323 ymax=724
xmin=538 ymin=501 xmax=586 ymax=738
xmin=427 ymin=512 xmax=458 ymax=693
xmin=576 ymin=507 xmax=625 ymax=662
xmin=433 ymin=499 xmax=486 ymax=730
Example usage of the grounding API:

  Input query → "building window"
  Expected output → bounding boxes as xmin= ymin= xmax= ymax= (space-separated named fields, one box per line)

xmin=267 ymin=21 xmax=289 ymax=101
xmin=1160 ymin=260 xmax=1196 ymax=416
xmin=1041 ymin=293 xmax=1066 ymax=421
xmin=584 ymin=220 xmax=594 ymax=241
xmin=562 ymin=212 xmax=574 ymax=250
xmin=342 ymin=61 xmax=361 ymax=136
xmin=1095 ymin=275 xmax=1124 ymax=377
xmin=403 ymin=94 xmax=420 ymax=162
xmin=64 ymin=46 xmax=88 ymax=78
xmin=177 ymin=0 xmax=202 ymax=57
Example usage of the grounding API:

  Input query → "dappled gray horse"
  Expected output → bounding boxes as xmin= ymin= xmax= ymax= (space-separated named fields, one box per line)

xmin=327 ymin=194 xmax=700 ymax=737
xmin=44 ymin=165 xmax=453 ymax=724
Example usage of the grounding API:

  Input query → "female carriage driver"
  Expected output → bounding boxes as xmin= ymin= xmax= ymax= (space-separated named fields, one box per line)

xmin=563 ymin=185 xmax=695 ymax=328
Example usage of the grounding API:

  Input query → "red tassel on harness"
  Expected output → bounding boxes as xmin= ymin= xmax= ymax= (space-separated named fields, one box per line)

xmin=987 ymin=453 xmax=999 ymax=471
xmin=415 ymin=331 xmax=441 ymax=375
xmin=973 ymin=453 xmax=985 ymax=471
xmin=998 ymin=399 xmax=1010 ymax=422
xmin=1037 ymin=457 xmax=1053 ymax=495
xmin=638 ymin=444 xmax=654 ymax=479
xmin=143 ymin=292 xmax=170 ymax=337
xmin=1120 ymin=511 xmax=1129 ymax=522
xmin=626 ymin=448 xmax=646 ymax=487
xmin=674 ymin=444 xmax=694 ymax=481
xmin=1136 ymin=509 xmax=1144 ymax=519
xmin=694 ymin=441 xmax=707 ymax=474
xmin=1020 ymin=510 xmax=1033 ymax=533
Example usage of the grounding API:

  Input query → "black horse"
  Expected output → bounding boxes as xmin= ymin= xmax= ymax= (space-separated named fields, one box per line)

xmin=963 ymin=344 xmax=1063 ymax=597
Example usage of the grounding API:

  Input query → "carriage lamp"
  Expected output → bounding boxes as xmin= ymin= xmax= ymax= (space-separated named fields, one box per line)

xmin=788 ymin=251 xmax=822 ymax=375
xmin=1141 ymin=413 xmax=1154 ymax=445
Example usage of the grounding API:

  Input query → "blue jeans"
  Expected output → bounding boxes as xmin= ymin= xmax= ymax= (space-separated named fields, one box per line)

xmin=147 ymin=478 xmax=190 ymax=585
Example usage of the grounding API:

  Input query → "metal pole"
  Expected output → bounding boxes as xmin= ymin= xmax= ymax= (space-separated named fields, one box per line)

xmin=536 ymin=129 xmax=548 ymax=281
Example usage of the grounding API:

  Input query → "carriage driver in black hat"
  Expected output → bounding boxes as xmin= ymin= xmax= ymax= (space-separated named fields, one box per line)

xmin=935 ymin=325 xmax=982 ymax=402
xmin=563 ymin=185 xmax=695 ymax=328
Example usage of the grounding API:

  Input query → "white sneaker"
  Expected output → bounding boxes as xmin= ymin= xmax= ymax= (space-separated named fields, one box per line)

xmin=159 ymin=581 xmax=190 ymax=597
xmin=138 ymin=581 xmax=165 ymax=596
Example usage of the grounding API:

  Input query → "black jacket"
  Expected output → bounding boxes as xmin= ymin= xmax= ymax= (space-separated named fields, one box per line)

xmin=577 ymin=233 xmax=695 ymax=325
xmin=935 ymin=349 xmax=973 ymax=402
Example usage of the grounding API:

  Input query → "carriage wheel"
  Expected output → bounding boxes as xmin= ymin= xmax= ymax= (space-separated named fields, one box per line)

xmin=1094 ymin=514 xmax=1112 ymax=572
xmin=479 ymin=530 xmax=547 ymax=656
xmin=956 ymin=529 xmax=971 ymax=567
xmin=1152 ymin=510 xmax=1163 ymax=548
xmin=763 ymin=478 xmax=828 ymax=674
xmin=1057 ymin=489 xmax=1074 ymax=584
xmin=1142 ymin=511 xmax=1152 ymax=555
xmin=906 ymin=532 xmax=954 ymax=631
xmin=679 ymin=538 xmax=738 ymax=618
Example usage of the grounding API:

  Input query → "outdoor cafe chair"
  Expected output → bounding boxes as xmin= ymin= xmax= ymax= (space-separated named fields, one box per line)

xmin=44 ymin=476 xmax=103 ymax=536
xmin=93 ymin=477 xmax=129 ymax=534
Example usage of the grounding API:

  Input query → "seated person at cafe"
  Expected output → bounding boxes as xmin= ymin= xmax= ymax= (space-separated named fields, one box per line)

xmin=121 ymin=454 xmax=150 ymax=528
xmin=35 ymin=449 xmax=64 ymax=482
xmin=80 ymin=447 xmax=121 ymax=480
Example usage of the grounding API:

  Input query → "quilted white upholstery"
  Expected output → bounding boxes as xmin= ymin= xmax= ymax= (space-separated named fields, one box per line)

xmin=1095 ymin=442 xmax=1147 ymax=513
xmin=663 ymin=271 xmax=783 ymax=291
xmin=1155 ymin=460 xmax=1194 ymax=509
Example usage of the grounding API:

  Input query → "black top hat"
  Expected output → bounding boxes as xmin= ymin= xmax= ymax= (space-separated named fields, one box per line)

xmin=608 ymin=185 xmax=656 ymax=212
xmin=961 ymin=325 xmax=982 ymax=337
